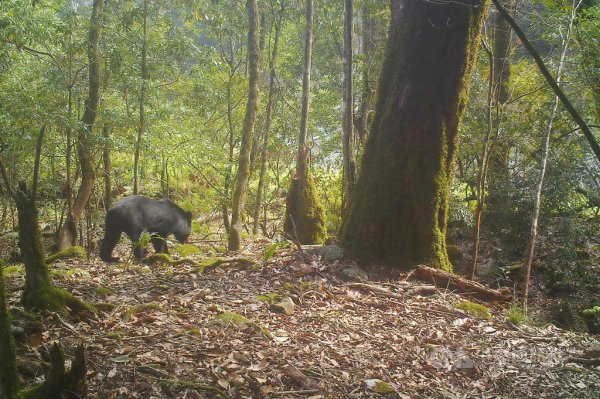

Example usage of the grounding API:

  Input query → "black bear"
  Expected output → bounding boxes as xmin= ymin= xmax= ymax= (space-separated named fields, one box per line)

xmin=100 ymin=195 xmax=192 ymax=262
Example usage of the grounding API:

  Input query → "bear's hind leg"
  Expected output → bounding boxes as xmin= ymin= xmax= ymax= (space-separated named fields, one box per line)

xmin=100 ymin=225 xmax=122 ymax=263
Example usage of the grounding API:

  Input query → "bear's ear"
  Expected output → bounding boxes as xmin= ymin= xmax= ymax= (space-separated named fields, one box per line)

xmin=186 ymin=211 xmax=193 ymax=220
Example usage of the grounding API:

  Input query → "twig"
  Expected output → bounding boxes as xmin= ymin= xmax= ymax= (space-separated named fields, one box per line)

xmin=50 ymin=311 xmax=81 ymax=336
xmin=270 ymin=389 xmax=320 ymax=396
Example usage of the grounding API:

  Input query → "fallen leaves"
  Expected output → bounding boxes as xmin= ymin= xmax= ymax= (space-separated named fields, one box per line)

xmin=4 ymin=238 xmax=600 ymax=398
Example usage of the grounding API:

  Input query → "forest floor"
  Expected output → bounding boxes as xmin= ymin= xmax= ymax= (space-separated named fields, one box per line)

xmin=3 ymin=236 xmax=600 ymax=399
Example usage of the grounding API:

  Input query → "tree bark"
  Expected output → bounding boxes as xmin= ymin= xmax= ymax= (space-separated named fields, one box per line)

xmin=133 ymin=0 xmax=148 ymax=195
xmin=341 ymin=0 xmax=356 ymax=212
xmin=283 ymin=0 xmax=326 ymax=244
xmin=492 ymin=0 xmax=514 ymax=104
xmin=522 ymin=1 xmax=577 ymax=314
xmin=341 ymin=0 xmax=490 ymax=270
xmin=57 ymin=0 xmax=104 ymax=250
xmin=253 ymin=0 xmax=284 ymax=235
xmin=228 ymin=0 xmax=261 ymax=251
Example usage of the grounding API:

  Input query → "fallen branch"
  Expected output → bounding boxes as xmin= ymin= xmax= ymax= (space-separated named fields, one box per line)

xmin=282 ymin=365 xmax=320 ymax=390
xmin=343 ymin=283 xmax=405 ymax=300
xmin=565 ymin=357 xmax=600 ymax=367
xmin=413 ymin=265 xmax=512 ymax=303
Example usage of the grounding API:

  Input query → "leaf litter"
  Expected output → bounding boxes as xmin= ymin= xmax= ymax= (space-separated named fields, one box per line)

xmin=4 ymin=238 xmax=600 ymax=398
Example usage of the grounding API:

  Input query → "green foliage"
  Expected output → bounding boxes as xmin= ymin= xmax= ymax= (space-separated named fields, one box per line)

xmin=582 ymin=306 xmax=600 ymax=316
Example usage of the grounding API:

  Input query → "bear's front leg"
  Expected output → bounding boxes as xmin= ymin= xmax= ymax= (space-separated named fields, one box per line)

xmin=128 ymin=231 xmax=149 ymax=259
xmin=151 ymin=237 xmax=168 ymax=254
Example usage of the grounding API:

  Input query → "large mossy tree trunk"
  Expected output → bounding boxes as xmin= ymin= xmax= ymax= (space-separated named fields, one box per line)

xmin=283 ymin=0 xmax=326 ymax=245
xmin=341 ymin=0 xmax=489 ymax=270
xmin=228 ymin=0 xmax=261 ymax=251
xmin=0 ymin=264 xmax=18 ymax=399
xmin=57 ymin=0 xmax=104 ymax=250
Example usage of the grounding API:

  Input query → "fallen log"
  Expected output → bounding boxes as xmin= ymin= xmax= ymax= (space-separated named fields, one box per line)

xmin=413 ymin=265 xmax=512 ymax=303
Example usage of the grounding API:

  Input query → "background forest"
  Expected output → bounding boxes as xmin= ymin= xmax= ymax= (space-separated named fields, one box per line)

xmin=0 ymin=0 xmax=600 ymax=397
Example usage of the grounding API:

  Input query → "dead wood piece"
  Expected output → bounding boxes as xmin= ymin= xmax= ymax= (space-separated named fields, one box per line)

xmin=407 ymin=285 xmax=439 ymax=296
xmin=413 ymin=265 xmax=512 ymax=303
xmin=282 ymin=365 xmax=320 ymax=390
xmin=343 ymin=283 xmax=404 ymax=300
xmin=565 ymin=357 xmax=600 ymax=367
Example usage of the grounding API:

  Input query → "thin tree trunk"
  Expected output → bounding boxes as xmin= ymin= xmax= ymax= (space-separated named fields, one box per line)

xmin=522 ymin=1 xmax=578 ymax=314
xmin=470 ymin=36 xmax=495 ymax=279
xmin=296 ymin=0 xmax=313 ymax=181
xmin=492 ymin=0 xmax=600 ymax=164
xmin=228 ymin=0 xmax=261 ymax=251
xmin=283 ymin=0 xmax=326 ymax=244
xmin=102 ymin=123 xmax=111 ymax=209
xmin=341 ymin=0 xmax=356 ymax=211
xmin=57 ymin=0 xmax=104 ymax=250
xmin=133 ymin=0 xmax=148 ymax=195
xmin=342 ymin=0 xmax=489 ymax=269
xmin=253 ymin=0 xmax=284 ymax=235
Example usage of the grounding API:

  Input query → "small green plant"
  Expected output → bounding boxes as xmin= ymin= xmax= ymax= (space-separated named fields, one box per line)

xmin=582 ymin=306 xmax=600 ymax=316
xmin=507 ymin=304 xmax=525 ymax=326
xmin=262 ymin=240 xmax=292 ymax=261
xmin=454 ymin=300 xmax=491 ymax=319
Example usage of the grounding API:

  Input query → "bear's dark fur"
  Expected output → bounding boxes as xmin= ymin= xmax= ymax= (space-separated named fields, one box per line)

xmin=100 ymin=195 xmax=192 ymax=262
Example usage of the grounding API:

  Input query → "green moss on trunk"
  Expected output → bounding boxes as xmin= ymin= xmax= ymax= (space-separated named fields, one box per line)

xmin=0 ymin=265 xmax=19 ymax=399
xmin=284 ymin=170 xmax=327 ymax=245
xmin=341 ymin=0 xmax=489 ymax=270
xmin=15 ymin=183 xmax=91 ymax=312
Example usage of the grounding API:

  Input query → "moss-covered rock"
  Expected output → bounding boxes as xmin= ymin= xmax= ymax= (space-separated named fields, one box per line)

xmin=173 ymin=244 xmax=201 ymax=257
xmin=45 ymin=246 xmax=86 ymax=264
xmin=255 ymin=293 xmax=281 ymax=302
xmin=212 ymin=312 xmax=271 ymax=338
xmin=454 ymin=300 xmax=491 ymax=319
